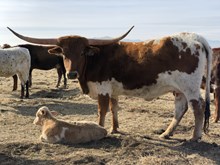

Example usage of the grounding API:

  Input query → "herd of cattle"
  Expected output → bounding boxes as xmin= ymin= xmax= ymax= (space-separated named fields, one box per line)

xmin=0 ymin=26 xmax=220 ymax=142
xmin=1 ymin=43 xmax=67 ymax=97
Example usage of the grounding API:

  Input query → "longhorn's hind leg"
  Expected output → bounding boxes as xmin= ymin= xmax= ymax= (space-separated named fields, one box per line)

xmin=189 ymin=98 xmax=205 ymax=141
xmin=160 ymin=92 xmax=188 ymax=139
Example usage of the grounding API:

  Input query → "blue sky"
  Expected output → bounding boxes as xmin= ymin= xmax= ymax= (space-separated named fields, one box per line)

xmin=1 ymin=0 xmax=220 ymax=46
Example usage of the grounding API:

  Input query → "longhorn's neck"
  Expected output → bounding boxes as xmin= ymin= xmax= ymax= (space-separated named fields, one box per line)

xmin=77 ymin=54 xmax=90 ymax=94
xmin=78 ymin=77 xmax=89 ymax=94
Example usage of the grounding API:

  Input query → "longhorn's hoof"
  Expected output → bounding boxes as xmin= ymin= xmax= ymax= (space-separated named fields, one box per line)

xmin=110 ymin=128 xmax=120 ymax=134
xmin=159 ymin=133 xmax=170 ymax=139
xmin=213 ymin=117 xmax=219 ymax=123
xmin=110 ymin=130 xmax=119 ymax=134
xmin=189 ymin=136 xmax=201 ymax=142
xmin=12 ymin=87 xmax=17 ymax=91
xmin=213 ymin=119 xmax=218 ymax=123
xmin=110 ymin=129 xmax=127 ymax=135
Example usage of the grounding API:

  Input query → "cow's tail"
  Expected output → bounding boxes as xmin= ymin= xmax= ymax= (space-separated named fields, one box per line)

xmin=199 ymin=35 xmax=212 ymax=134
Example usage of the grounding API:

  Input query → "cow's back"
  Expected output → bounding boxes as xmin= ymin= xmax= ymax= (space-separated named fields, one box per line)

xmin=86 ymin=33 xmax=209 ymax=100
xmin=18 ymin=44 xmax=61 ymax=70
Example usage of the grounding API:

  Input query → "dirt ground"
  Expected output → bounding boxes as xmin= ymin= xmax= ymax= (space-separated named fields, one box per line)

xmin=0 ymin=69 xmax=220 ymax=165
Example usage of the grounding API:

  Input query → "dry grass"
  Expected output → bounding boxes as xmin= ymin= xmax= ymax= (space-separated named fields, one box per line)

xmin=0 ymin=69 xmax=220 ymax=165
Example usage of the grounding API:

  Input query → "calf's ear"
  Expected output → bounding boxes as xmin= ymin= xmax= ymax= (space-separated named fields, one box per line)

xmin=50 ymin=111 xmax=60 ymax=117
xmin=48 ymin=46 xmax=63 ymax=55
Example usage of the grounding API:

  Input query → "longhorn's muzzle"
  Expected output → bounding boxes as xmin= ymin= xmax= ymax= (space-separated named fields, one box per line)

xmin=67 ymin=71 xmax=79 ymax=79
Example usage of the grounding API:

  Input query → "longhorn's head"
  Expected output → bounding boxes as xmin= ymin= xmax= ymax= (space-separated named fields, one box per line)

xmin=7 ymin=26 xmax=134 ymax=80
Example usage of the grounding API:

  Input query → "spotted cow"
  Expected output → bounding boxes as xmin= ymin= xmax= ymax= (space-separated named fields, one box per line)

xmin=2 ymin=43 xmax=67 ymax=90
xmin=0 ymin=46 xmax=30 ymax=98
xmin=8 ymin=27 xmax=212 ymax=141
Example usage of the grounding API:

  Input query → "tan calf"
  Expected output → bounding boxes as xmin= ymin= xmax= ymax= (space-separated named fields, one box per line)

xmin=33 ymin=106 xmax=107 ymax=144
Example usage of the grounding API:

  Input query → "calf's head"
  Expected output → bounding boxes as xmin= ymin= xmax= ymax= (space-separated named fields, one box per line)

xmin=7 ymin=26 xmax=134 ymax=80
xmin=33 ymin=106 xmax=58 ymax=126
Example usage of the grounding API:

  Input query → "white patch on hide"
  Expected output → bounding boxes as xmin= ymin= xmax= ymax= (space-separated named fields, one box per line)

xmin=171 ymin=32 xmax=202 ymax=56
xmin=87 ymin=81 xmax=113 ymax=99
xmin=54 ymin=135 xmax=60 ymax=142
xmin=60 ymin=127 xmax=69 ymax=139
xmin=41 ymin=132 xmax=48 ymax=141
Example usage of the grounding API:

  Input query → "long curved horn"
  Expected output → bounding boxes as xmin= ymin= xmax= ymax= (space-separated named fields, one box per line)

xmin=7 ymin=27 xmax=58 ymax=45
xmin=88 ymin=26 xmax=134 ymax=45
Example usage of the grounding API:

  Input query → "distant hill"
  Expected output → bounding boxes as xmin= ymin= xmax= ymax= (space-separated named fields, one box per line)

xmin=208 ymin=40 xmax=220 ymax=48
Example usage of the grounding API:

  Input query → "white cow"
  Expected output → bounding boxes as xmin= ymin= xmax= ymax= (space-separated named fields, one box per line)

xmin=0 ymin=47 xmax=31 ymax=98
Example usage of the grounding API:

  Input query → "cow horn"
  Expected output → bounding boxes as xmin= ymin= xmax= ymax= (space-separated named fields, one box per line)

xmin=7 ymin=27 xmax=58 ymax=45
xmin=88 ymin=26 xmax=134 ymax=46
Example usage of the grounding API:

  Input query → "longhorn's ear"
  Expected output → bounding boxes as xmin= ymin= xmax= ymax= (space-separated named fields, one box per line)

xmin=48 ymin=46 xmax=63 ymax=55
xmin=82 ymin=46 xmax=100 ymax=56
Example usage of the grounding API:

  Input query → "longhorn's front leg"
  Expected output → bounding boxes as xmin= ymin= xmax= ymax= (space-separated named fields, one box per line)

xmin=109 ymin=97 xmax=119 ymax=133
xmin=98 ymin=94 xmax=109 ymax=127
xmin=160 ymin=92 xmax=188 ymax=139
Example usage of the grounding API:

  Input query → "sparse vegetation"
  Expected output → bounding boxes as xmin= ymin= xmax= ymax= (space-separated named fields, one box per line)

xmin=0 ymin=69 xmax=219 ymax=165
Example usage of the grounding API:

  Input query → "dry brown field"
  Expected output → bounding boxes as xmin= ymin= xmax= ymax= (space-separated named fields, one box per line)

xmin=0 ymin=69 xmax=219 ymax=165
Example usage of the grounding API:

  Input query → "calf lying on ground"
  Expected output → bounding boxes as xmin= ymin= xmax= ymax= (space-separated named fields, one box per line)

xmin=0 ymin=46 xmax=30 ymax=98
xmin=33 ymin=106 xmax=107 ymax=144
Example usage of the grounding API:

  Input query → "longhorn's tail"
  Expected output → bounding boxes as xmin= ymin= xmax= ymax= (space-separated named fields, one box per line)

xmin=198 ymin=35 xmax=212 ymax=133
